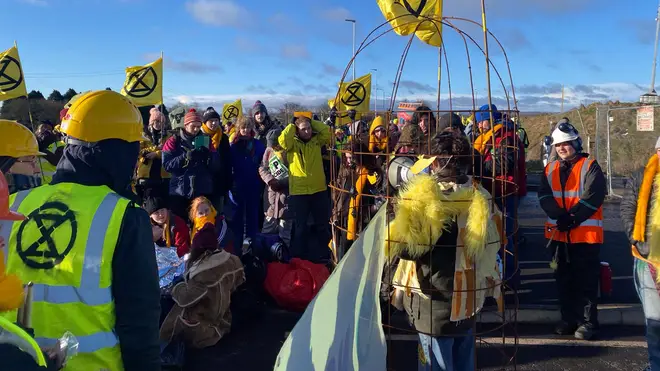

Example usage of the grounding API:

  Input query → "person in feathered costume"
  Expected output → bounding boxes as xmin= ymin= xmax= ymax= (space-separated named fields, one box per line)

xmin=386 ymin=131 xmax=504 ymax=371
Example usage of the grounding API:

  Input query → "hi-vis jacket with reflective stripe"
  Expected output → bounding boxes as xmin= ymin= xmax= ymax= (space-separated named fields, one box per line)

xmin=38 ymin=141 xmax=64 ymax=184
xmin=544 ymin=157 xmax=604 ymax=244
xmin=1 ymin=183 xmax=130 ymax=371
xmin=0 ymin=316 xmax=47 ymax=368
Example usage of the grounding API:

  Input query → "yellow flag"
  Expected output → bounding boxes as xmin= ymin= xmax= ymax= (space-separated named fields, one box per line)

xmin=120 ymin=57 xmax=163 ymax=107
xmin=331 ymin=73 xmax=371 ymax=114
xmin=222 ymin=99 xmax=243 ymax=121
xmin=0 ymin=46 xmax=28 ymax=101
xmin=377 ymin=0 xmax=443 ymax=47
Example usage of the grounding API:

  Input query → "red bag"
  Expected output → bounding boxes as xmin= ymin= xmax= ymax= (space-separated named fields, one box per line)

xmin=264 ymin=258 xmax=330 ymax=312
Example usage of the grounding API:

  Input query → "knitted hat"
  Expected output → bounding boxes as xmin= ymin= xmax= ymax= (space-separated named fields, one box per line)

xmin=191 ymin=223 xmax=218 ymax=251
xmin=266 ymin=127 xmax=282 ymax=148
xmin=149 ymin=107 xmax=166 ymax=124
xmin=143 ymin=194 xmax=167 ymax=215
xmin=252 ymin=100 xmax=268 ymax=116
xmin=474 ymin=104 xmax=502 ymax=123
xmin=438 ymin=113 xmax=465 ymax=133
xmin=184 ymin=108 xmax=202 ymax=126
xmin=656 ymin=136 xmax=660 ymax=150
xmin=202 ymin=107 xmax=221 ymax=123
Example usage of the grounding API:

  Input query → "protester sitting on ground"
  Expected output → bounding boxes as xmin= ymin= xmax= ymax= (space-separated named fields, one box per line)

xmin=538 ymin=122 xmax=605 ymax=340
xmin=229 ymin=117 xmax=266 ymax=241
xmin=35 ymin=120 xmax=64 ymax=185
xmin=189 ymin=195 xmax=236 ymax=254
xmin=145 ymin=192 xmax=191 ymax=258
xmin=163 ymin=109 xmax=221 ymax=220
xmin=258 ymin=128 xmax=293 ymax=247
xmin=0 ymin=120 xmax=44 ymax=193
xmin=135 ymin=107 xmax=171 ymax=203
xmin=279 ymin=112 xmax=332 ymax=264
xmin=202 ymin=107 xmax=233 ymax=213
xmin=387 ymin=130 xmax=503 ymax=371
xmin=620 ymin=136 xmax=660 ymax=371
xmin=159 ymin=223 xmax=245 ymax=349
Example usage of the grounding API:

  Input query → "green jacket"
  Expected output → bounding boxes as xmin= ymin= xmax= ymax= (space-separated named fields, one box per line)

xmin=278 ymin=120 xmax=331 ymax=196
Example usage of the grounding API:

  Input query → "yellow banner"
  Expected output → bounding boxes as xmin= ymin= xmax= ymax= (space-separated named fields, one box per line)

xmin=377 ymin=0 xmax=443 ymax=47
xmin=0 ymin=46 xmax=28 ymax=101
xmin=330 ymin=73 xmax=371 ymax=114
xmin=222 ymin=99 xmax=243 ymax=121
xmin=274 ymin=206 xmax=388 ymax=370
xmin=120 ymin=57 xmax=163 ymax=107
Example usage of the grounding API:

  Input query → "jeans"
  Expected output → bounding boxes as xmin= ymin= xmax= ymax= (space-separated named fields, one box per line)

xmin=417 ymin=331 xmax=475 ymax=371
xmin=495 ymin=195 xmax=519 ymax=289
xmin=634 ymin=258 xmax=660 ymax=371
xmin=289 ymin=191 xmax=331 ymax=264
xmin=230 ymin=190 xmax=260 ymax=241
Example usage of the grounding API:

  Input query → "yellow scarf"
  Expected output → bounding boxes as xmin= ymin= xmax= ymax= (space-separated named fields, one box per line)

xmin=201 ymin=124 xmax=223 ymax=150
xmin=191 ymin=209 xmax=217 ymax=241
xmin=632 ymin=155 xmax=660 ymax=279
xmin=473 ymin=124 xmax=503 ymax=155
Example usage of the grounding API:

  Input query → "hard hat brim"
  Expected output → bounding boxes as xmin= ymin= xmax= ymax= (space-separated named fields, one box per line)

xmin=0 ymin=211 xmax=25 ymax=221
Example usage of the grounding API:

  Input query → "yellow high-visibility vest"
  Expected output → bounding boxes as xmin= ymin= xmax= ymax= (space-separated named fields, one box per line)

xmin=38 ymin=141 xmax=64 ymax=184
xmin=1 ymin=183 xmax=130 ymax=371
xmin=0 ymin=316 xmax=47 ymax=367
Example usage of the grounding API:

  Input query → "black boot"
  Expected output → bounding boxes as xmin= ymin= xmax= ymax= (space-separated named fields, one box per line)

xmin=574 ymin=323 xmax=598 ymax=340
xmin=554 ymin=321 xmax=578 ymax=335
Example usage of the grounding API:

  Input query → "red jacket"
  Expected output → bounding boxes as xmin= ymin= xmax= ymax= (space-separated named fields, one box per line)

xmin=155 ymin=213 xmax=191 ymax=257
xmin=481 ymin=124 xmax=527 ymax=198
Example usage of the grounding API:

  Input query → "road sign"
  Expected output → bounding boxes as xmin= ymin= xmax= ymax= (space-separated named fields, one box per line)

xmin=637 ymin=106 xmax=654 ymax=132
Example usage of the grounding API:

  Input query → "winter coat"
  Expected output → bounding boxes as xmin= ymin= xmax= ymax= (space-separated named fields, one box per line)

xmin=538 ymin=153 xmax=606 ymax=235
xmin=50 ymin=139 xmax=161 ymax=370
xmin=201 ymin=125 xmax=233 ymax=196
xmin=474 ymin=122 xmax=527 ymax=197
xmin=162 ymin=129 xmax=221 ymax=199
xmin=230 ymin=137 xmax=266 ymax=194
xmin=278 ymin=120 xmax=331 ymax=196
xmin=258 ymin=147 xmax=290 ymax=220
xmin=160 ymin=250 xmax=245 ymax=348
xmin=136 ymin=128 xmax=171 ymax=183
xmin=154 ymin=212 xmax=191 ymax=258
xmin=621 ymin=162 xmax=657 ymax=258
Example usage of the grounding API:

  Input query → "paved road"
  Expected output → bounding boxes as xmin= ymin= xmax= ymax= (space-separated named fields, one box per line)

xmin=514 ymin=193 xmax=636 ymax=306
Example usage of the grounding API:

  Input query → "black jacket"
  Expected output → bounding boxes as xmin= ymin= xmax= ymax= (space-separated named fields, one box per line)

xmin=52 ymin=139 xmax=161 ymax=371
xmin=621 ymin=167 xmax=654 ymax=257
xmin=396 ymin=220 xmax=474 ymax=337
xmin=214 ymin=132 xmax=233 ymax=196
xmin=538 ymin=153 xmax=606 ymax=235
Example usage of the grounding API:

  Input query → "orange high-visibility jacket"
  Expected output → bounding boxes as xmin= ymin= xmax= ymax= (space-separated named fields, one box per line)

xmin=544 ymin=157 xmax=604 ymax=244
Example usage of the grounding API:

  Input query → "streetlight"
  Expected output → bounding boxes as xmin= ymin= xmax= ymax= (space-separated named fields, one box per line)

xmin=371 ymin=68 xmax=378 ymax=114
xmin=641 ymin=0 xmax=660 ymax=104
xmin=345 ymin=19 xmax=356 ymax=81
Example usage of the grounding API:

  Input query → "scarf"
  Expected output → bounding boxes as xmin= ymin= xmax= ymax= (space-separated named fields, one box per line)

xmin=163 ymin=213 xmax=172 ymax=248
xmin=632 ymin=154 xmax=660 ymax=282
xmin=347 ymin=166 xmax=378 ymax=241
xmin=201 ymin=124 xmax=223 ymax=150
xmin=191 ymin=208 xmax=218 ymax=241
xmin=473 ymin=124 xmax=503 ymax=155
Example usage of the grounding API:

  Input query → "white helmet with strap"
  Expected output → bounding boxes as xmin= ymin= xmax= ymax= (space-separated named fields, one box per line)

xmin=551 ymin=119 xmax=582 ymax=151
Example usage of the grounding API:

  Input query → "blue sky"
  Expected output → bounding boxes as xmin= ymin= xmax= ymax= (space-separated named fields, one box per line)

xmin=2 ymin=0 xmax=658 ymax=111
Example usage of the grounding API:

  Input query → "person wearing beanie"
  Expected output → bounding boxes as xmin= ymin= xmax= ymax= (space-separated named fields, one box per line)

xmin=135 ymin=106 xmax=172 ymax=203
xmin=259 ymin=127 xmax=293 ymax=246
xmin=144 ymin=193 xmax=191 ymax=258
xmin=229 ymin=117 xmax=266 ymax=241
xmin=251 ymin=100 xmax=283 ymax=149
xmin=621 ymin=136 xmax=660 ymax=369
xmin=159 ymin=222 xmax=245 ymax=349
xmin=162 ymin=108 xmax=222 ymax=220
xmin=201 ymin=107 xmax=233 ymax=214
xmin=539 ymin=122 xmax=605 ymax=340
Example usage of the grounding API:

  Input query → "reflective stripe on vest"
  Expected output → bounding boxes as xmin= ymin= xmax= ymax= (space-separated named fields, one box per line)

xmin=543 ymin=158 xmax=604 ymax=244
xmin=2 ymin=183 xmax=129 ymax=371
xmin=0 ymin=316 xmax=47 ymax=367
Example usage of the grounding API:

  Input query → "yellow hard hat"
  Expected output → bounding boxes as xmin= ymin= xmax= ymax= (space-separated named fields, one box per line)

xmin=60 ymin=90 xmax=147 ymax=143
xmin=0 ymin=120 xmax=45 ymax=157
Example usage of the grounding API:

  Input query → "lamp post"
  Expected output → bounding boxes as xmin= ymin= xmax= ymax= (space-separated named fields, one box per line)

xmin=371 ymin=68 xmax=378 ymax=114
xmin=345 ymin=19 xmax=356 ymax=81
xmin=641 ymin=0 xmax=660 ymax=104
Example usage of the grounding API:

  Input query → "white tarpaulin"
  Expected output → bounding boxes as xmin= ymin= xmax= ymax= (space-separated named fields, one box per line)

xmin=273 ymin=206 xmax=388 ymax=371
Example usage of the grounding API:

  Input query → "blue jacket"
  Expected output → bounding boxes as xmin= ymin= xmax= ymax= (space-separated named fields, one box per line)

xmin=230 ymin=137 xmax=265 ymax=193
xmin=162 ymin=129 xmax=221 ymax=199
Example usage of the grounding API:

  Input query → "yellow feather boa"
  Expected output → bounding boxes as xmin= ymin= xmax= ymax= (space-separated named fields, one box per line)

xmin=386 ymin=173 xmax=495 ymax=262
xmin=632 ymin=154 xmax=660 ymax=281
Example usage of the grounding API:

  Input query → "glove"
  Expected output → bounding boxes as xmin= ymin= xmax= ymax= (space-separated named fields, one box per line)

xmin=556 ymin=214 xmax=575 ymax=232
xmin=268 ymin=179 xmax=285 ymax=193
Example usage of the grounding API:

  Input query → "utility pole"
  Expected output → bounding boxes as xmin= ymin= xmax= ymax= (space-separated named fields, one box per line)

xmin=371 ymin=68 xmax=378 ymax=114
xmin=641 ymin=0 xmax=660 ymax=104
xmin=345 ymin=19 xmax=356 ymax=81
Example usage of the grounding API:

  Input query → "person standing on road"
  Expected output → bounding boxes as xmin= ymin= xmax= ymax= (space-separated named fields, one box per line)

xmin=620 ymin=136 xmax=660 ymax=371
xmin=2 ymin=90 xmax=162 ymax=370
xmin=279 ymin=113 xmax=332 ymax=264
xmin=538 ymin=121 xmax=605 ymax=340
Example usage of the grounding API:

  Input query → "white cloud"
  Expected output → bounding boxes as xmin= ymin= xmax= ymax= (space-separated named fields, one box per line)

xmin=142 ymin=53 xmax=222 ymax=74
xmin=280 ymin=44 xmax=310 ymax=59
xmin=318 ymin=6 xmax=353 ymax=21
xmin=185 ymin=0 xmax=250 ymax=28
xmin=19 ymin=0 xmax=47 ymax=6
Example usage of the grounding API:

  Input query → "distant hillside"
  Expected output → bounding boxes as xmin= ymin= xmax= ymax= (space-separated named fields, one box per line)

xmin=521 ymin=102 xmax=660 ymax=175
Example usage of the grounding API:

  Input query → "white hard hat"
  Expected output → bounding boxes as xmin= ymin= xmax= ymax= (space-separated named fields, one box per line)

xmin=551 ymin=121 xmax=580 ymax=145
